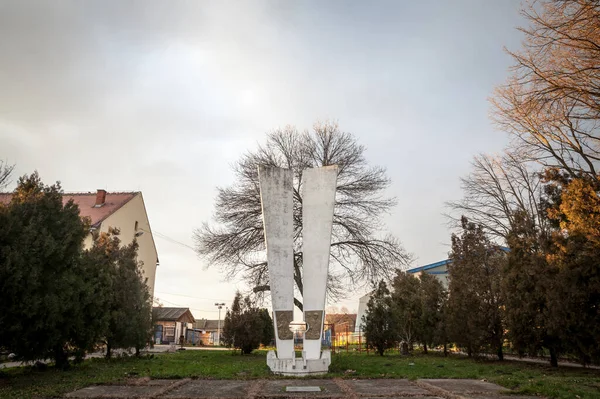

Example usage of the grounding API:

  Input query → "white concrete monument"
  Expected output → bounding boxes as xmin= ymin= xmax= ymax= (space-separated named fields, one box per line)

xmin=258 ymin=165 xmax=338 ymax=376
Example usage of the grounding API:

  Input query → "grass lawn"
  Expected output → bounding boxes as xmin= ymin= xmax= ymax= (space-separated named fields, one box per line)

xmin=330 ymin=352 xmax=600 ymax=398
xmin=0 ymin=350 xmax=598 ymax=399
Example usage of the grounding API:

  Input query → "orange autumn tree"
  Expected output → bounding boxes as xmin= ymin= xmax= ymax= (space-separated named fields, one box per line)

xmin=544 ymin=174 xmax=600 ymax=365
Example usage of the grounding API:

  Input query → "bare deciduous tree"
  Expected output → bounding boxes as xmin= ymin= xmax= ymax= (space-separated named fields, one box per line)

xmin=492 ymin=0 xmax=600 ymax=177
xmin=194 ymin=122 xmax=410 ymax=310
xmin=446 ymin=151 xmax=548 ymax=242
xmin=0 ymin=161 xmax=15 ymax=191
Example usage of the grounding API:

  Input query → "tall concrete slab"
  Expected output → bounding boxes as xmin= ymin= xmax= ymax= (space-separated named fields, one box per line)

xmin=258 ymin=166 xmax=294 ymax=360
xmin=259 ymin=165 xmax=337 ymax=375
xmin=302 ymin=166 xmax=338 ymax=360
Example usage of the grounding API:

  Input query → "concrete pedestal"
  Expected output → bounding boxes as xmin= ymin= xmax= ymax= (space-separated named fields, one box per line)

xmin=266 ymin=350 xmax=331 ymax=376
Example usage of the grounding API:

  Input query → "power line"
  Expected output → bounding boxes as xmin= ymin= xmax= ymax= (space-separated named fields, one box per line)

xmin=155 ymin=291 xmax=231 ymax=301
xmin=156 ymin=297 xmax=221 ymax=313
xmin=153 ymin=231 xmax=196 ymax=251
xmin=142 ymin=228 xmax=196 ymax=251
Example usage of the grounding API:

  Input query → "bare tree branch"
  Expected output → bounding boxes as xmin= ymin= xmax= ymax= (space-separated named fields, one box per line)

xmin=194 ymin=122 xmax=411 ymax=309
xmin=491 ymin=0 xmax=600 ymax=178
xmin=446 ymin=151 xmax=549 ymax=242
xmin=0 ymin=161 xmax=15 ymax=191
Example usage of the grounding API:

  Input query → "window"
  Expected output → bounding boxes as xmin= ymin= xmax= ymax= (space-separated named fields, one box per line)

xmin=164 ymin=326 xmax=175 ymax=339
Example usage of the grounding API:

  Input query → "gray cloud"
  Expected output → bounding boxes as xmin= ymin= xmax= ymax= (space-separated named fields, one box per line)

xmin=0 ymin=0 xmax=524 ymax=315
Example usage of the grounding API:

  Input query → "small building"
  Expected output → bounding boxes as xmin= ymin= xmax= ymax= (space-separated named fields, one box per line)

xmin=153 ymin=307 xmax=195 ymax=345
xmin=193 ymin=319 xmax=222 ymax=345
xmin=325 ymin=313 xmax=357 ymax=334
xmin=406 ymin=247 xmax=509 ymax=288
xmin=355 ymin=293 xmax=371 ymax=333
xmin=325 ymin=313 xmax=357 ymax=346
xmin=406 ymin=259 xmax=450 ymax=287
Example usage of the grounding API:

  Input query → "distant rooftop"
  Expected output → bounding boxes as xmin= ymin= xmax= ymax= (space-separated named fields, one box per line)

xmin=194 ymin=319 xmax=221 ymax=331
xmin=407 ymin=258 xmax=452 ymax=274
xmin=325 ymin=313 xmax=357 ymax=328
xmin=0 ymin=190 xmax=137 ymax=228
xmin=152 ymin=307 xmax=195 ymax=322
xmin=407 ymin=247 xmax=509 ymax=274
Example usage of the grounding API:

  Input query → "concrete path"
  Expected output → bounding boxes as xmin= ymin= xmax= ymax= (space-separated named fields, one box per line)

xmin=445 ymin=350 xmax=600 ymax=370
xmin=0 ymin=351 xmax=110 ymax=370
xmin=501 ymin=354 xmax=600 ymax=370
xmin=66 ymin=378 xmax=541 ymax=399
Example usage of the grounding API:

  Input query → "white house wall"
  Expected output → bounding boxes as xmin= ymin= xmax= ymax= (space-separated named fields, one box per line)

xmin=355 ymin=293 xmax=371 ymax=333
xmin=92 ymin=193 xmax=159 ymax=298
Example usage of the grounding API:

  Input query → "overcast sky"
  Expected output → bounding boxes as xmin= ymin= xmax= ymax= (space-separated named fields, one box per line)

xmin=0 ymin=0 xmax=525 ymax=319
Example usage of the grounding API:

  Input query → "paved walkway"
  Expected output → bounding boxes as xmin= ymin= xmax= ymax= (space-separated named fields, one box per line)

xmin=440 ymin=350 xmax=600 ymax=370
xmin=501 ymin=354 xmax=600 ymax=370
xmin=66 ymin=378 xmax=540 ymax=399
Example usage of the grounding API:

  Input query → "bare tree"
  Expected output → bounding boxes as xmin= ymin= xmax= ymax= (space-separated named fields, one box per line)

xmin=0 ymin=161 xmax=15 ymax=191
xmin=194 ymin=122 xmax=411 ymax=310
xmin=446 ymin=151 xmax=548 ymax=242
xmin=492 ymin=0 xmax=600 ymax=178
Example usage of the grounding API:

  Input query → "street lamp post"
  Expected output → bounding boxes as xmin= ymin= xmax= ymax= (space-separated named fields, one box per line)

xmin=215 ymin=303 xmax=225 ymax=346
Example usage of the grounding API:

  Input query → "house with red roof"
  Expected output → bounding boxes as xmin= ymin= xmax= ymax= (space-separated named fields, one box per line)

xmin=0 ymin=189 xmax=159 ymax=297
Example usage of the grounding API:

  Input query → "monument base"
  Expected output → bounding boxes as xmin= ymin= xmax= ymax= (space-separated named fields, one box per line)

xmin=266 ymin=350 xmax=331 ymax=376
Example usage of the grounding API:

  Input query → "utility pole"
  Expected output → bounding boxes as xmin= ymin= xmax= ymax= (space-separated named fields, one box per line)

xmin=215 ymin=302 xmax=225 ymax=346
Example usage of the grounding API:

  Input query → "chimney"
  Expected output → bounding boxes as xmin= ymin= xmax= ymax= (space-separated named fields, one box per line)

xmin=95 ymin=189 xmax=107 ymax=207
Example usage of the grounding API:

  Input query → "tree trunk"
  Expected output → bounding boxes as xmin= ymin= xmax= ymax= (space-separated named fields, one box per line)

xmin=106 ymin=341 xmax=112 ymax=359
xmin=443 ymin=342 xmax=448 ymax=357
xmin=495 ymin=321 xmax=503 ymax=360
xmin=53 ymin=344 xmax=69 ymax=370
xmin=467 ymin=345 xmax=472 ymax=358
xmin=423 ymin=343 xmax=428 ymax=354
xmin=550 ymin=347 xmax=558 ymax=367
xmin=401 ymin=342 xmax=409 ymax=355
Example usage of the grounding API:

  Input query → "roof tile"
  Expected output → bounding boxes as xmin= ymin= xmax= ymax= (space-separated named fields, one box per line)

xmin=0 ymin=191 xmax=137 ymax=227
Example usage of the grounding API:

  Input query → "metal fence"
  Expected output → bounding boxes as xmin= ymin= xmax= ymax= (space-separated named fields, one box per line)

xmin=323 ymin=326 xmax=370 ymax=354
xmin=290 ymin=324 xmax=379 ymax=354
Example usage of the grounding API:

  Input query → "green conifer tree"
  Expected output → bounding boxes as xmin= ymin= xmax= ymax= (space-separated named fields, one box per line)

xmin=222 ymin=292 xmax=270 ymax=354
xmin=0 ymin=172 xmax=89 ymax=368
xmin=447 ymin=217 xmax=505 ymax=359
xmin=545 ymin=176 xmax=600 ymax=365
xmin=97 ymin=229 xmax=152 ymax=358
xmin=391 ymin=272 xmax=421 ymax=349
xmin=363 ymin=280 xmax=397 ymax=356
xmin=503 ymin=210 xmax=561 ymax=366
xmin=418 ymin=273 xmax=446 ymax=354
